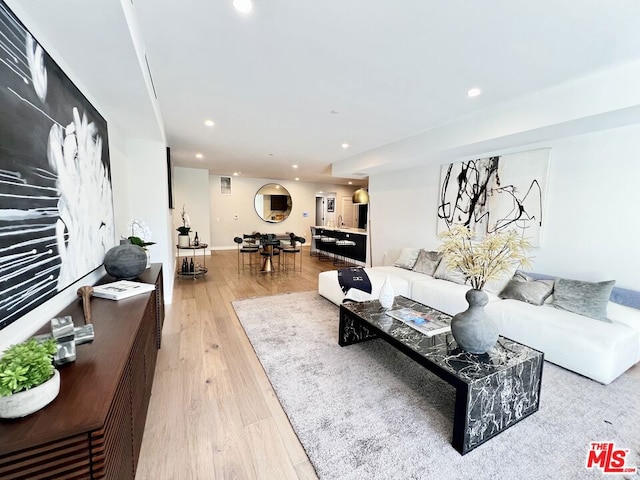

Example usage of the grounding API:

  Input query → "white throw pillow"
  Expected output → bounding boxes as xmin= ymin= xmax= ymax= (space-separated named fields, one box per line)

xmin=392 ymin=247 xmax=420 ymax=270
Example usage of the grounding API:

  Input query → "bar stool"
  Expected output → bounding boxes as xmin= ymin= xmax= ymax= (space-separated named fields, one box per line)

xmin=310 ymin=227 xmax=322 ymax=257
xmin=334 ymin=239 xmax=356 ymax=267
xmin=318 ymin=236 xmax=336 ymax=262
xmin=233 ymin=237 xmax=259 ymax=273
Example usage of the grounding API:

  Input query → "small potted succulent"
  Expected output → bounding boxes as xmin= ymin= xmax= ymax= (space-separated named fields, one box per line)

xmin=0 ymin=338 xmax=60 ymax=418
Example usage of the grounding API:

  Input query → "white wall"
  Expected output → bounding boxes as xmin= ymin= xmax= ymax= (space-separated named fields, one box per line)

xmin=207 ymin=175 xmax=360 ymax=249
xmin=173 ymin=167 xmax=211 ymax=252
xmin=370 ymin=123 xmax=640 ymax=291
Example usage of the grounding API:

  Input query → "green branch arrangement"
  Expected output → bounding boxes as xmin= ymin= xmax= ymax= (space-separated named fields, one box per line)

xmin=438 ymin=224 xmax=532 ymax=290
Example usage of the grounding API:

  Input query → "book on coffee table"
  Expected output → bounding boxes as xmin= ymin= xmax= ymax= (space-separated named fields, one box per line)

xmin=92 ymin=280 xmax=156 ymax=301
xmin=385 ymin=307 xmax=450 ymax=336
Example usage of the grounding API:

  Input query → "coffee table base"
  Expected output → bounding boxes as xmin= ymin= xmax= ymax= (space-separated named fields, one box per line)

xmin=339 ymin=303 xmax=543 ymax=455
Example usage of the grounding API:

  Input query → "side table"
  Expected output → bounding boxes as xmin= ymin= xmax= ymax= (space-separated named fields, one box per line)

xmin=177 ymin=244 xmax=208 ymax=279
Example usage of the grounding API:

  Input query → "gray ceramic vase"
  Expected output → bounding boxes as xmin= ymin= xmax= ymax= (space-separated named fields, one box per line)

xmin=451 ymin=289 xmax=498 ymax=354
xmin=103 ymin=244 xmax=147 ymax=280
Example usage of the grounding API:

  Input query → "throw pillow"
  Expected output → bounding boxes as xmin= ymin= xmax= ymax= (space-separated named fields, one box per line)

xmin=499 ymin=272 xmax=554 ymax=306
xmin=392 ymin=247 xmax=420 ymax=270
xmin=483 ymin=264 xmax=520 ymax=296
xmin=412 ymin=250 xmax=442 ymax=276
xmin=552 ymin=278 xmax=615 ymax=322
xmin=432 ymin=258 xmax=467 ymax=285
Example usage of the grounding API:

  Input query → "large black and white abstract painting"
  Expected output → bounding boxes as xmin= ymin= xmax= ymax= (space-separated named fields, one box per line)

xmin=437 ymin=149 xmax=550 ymax=246
xmin=0 ymin=1 xmax=115 ymax=330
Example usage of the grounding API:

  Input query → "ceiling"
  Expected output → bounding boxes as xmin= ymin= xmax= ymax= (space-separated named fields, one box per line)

xmin=12 ymin=0 xmax=640 ymax=186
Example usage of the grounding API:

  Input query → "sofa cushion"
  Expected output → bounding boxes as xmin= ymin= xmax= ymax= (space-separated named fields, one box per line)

xmin=487 ymin=299 xmax=638 ymax=384
xmin=393 ymin=247 xmax=420 ymax=270
xmin=412 ymin=250 xmax=442 ymax=276
xmin=552 ymin=278 xmax=615 ymax=322
xmin=499 ymin=272 xmax=554 ymax=306
xmin=432 ymin=260 xmax=467 ymax=285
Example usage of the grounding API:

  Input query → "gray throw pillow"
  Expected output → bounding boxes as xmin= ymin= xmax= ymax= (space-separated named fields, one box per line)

xmin=552 ymin=278 xmax=615 ymax=322
xmin=393 ymin=247 xmax=421 ymax=270
xmin=433 ymin=259 xmax=467 ymax=285
xmin=499 ymin=272 xmax=554 ymax=306
xmin=412 ymin=250 xmax=442 ymax=276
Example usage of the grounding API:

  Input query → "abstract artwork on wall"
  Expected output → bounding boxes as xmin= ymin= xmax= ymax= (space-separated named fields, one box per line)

xmin=437 ymin=149 xmax=550 ymax=246
xmin=0 ymin=1 xmax=115 ymax=330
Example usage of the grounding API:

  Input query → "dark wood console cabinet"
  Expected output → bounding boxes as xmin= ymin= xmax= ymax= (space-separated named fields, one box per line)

xmin=0 ymin=264 xmax=164 ymax=479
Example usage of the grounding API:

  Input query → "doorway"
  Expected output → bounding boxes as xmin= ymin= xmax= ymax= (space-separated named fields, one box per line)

xmin=315 ymin=196 xmax=324 ymax=227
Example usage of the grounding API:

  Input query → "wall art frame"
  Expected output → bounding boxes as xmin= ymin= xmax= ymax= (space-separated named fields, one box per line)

xmin=0 ymin=0 xmax=115 ymax=331
xmin=437 ymin=149 xmax=550 ymax=246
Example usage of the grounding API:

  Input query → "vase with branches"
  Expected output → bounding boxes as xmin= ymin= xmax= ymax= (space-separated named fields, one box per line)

xmin=437 ymin=224 xmax=532 ymax=290
xmin=437 ymin=225 xmax=532 ymax=354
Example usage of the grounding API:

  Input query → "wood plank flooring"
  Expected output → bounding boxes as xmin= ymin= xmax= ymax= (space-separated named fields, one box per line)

xmin=136 ymin=249 xmax=640 ymax=478
xmin=136 ymin=248 xmax=336 ymax=479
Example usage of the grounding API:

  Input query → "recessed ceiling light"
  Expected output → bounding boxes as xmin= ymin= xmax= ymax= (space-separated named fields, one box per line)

xmin=204 ymin=120 xmax=215 ymax=127
xmin=195 ymin=153 xmax=203 ymax=159
xmin=467 ymin=87 xmax=482 ymax=98
xmin=341 ymin=143 xmax=350 ymax=149
xmin=233 ymin=0 xmax=252 ymax=14
xmin=233 ymin=172 xmax=239 ymax=176
xmin=295 ymin=177 xmax=300 ymax=181
xmin=348 ymin=181 xmax=353 ymax=185
xmin=292 ymin=164 xmax=298 ymax=169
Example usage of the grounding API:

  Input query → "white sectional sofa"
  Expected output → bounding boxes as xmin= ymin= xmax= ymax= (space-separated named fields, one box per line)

xmin=318 ymin=266 xmax=640 ymax=384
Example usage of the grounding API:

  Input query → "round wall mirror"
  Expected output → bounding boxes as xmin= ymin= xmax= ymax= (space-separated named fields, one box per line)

xmin=254 ymin=183 xmax=292 ymax=223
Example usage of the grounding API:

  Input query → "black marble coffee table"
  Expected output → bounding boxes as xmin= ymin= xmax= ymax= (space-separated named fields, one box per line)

xmin=339 ymin=295 xmax=544 ymax=455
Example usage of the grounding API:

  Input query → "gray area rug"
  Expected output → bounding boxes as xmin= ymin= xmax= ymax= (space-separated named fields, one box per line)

xmin=232 ymin=291 xmax=640 ymax=480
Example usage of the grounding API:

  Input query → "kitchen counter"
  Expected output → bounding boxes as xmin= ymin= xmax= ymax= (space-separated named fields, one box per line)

xmin=315 ymin=226 xmax=367 ymax=235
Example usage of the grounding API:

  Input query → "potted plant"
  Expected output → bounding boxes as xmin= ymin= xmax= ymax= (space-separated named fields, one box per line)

xmin=438 ymin=224 xmax=531 ymax=354
xmin=0 ymin=338 xmax=60 ymax=418
xmin=126 ymin=219 xmax=156 ymax=269
xmin=177 ymin=205 xmax=191 ymax=247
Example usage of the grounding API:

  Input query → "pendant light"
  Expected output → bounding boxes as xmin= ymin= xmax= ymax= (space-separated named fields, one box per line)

xmin=352 ymin=188 xmax=369 ymax=205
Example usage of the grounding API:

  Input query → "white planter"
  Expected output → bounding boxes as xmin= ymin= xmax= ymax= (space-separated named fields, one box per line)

xmin=178 ymin=235 xmax=190 ymax=247
xmin=0 ymin=369 xmax=60 ymax=419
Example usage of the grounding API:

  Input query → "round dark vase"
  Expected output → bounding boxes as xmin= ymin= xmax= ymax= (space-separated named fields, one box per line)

xmin=451 ymin=289 xmax=498 ymax=354
xmin=103 ymin=244 xmax=147 ymax=280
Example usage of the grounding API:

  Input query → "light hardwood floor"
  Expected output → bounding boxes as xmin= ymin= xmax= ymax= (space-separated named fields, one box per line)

xmin=136 ymin=248 xmax=336 ymax=479
xmin=136 ymin=250 xmax=640 ymax=479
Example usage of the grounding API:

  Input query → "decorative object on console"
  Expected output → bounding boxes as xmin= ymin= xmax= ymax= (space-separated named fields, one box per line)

xmin=438 ymin=224 xmax=531 ymax=354
xmin=0 ymin=338 xmax=59 ymax=418
xmin=437 ymin=149 xmax=550 ymax=246
xmin=103 ymin=244 xmax=147 ymax=280
xmin=379 ymin=275 xmax=395 ymax=309
xmin=92 ymin=280 xmax=156 ymax=301
xmin=32 ymin=315 xmax=95 ymax=365
xmin=0 ymin=2 xmax=115 ymax=332
xmin=77 ymin=286 xmax=94 ymax=323
xmin=126 ymin=219 xmax=155 ymax=268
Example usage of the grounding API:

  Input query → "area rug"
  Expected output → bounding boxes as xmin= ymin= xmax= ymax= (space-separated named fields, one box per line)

xmin=232 ymin=292 xmax=640 ymax=480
